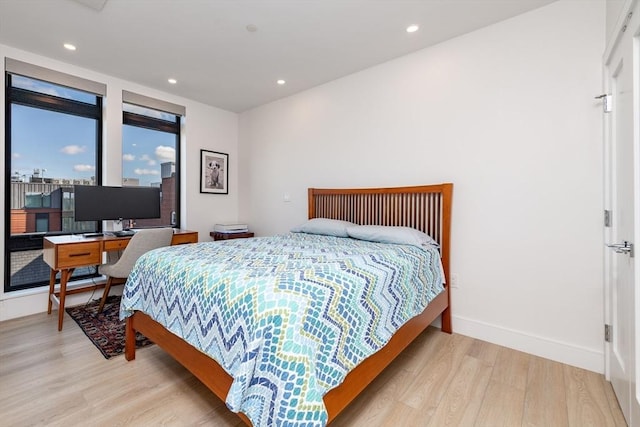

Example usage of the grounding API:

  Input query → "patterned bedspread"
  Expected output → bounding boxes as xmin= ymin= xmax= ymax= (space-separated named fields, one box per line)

xmin=120 ymin=233 xmax=444 ymax=426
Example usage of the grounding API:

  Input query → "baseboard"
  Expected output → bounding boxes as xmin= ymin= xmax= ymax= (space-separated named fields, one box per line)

xmin=452 ymin=315 xmax=604 ymax=374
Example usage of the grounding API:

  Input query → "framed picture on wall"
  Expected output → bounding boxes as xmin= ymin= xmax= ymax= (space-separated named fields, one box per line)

xmin=200 ymin=149 xmax=228 ymax=194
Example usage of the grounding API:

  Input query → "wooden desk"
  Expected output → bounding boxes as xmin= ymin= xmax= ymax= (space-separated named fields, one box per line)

xmin=44 ymin=229 xmax=198 ymax=330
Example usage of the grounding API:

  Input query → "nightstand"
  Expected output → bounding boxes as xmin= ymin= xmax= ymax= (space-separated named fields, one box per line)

xmin=210 ymin=231 xmax=254 ymax=241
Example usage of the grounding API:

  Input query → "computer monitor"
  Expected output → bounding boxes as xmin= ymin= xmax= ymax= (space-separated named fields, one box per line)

xmin=74 ymin=185 xmax=161 ymax=223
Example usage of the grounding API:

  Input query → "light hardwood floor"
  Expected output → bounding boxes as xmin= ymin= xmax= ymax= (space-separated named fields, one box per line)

xmin=0 ymin=311 xmax=627 ymax=427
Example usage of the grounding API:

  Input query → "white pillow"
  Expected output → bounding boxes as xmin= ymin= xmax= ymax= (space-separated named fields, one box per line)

xmin=346 ymin=225 xmax=438 ymax=248
xmin=291 ymin=218 xmax=356 ymax=238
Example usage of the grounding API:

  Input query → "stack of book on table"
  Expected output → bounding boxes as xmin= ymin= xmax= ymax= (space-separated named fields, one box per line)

xmin=213 ymin=223 xmax=249 ymax=234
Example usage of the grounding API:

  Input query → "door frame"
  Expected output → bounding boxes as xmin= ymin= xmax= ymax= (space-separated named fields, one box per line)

xmin=603 ymin=0 xmax=640 ymax=415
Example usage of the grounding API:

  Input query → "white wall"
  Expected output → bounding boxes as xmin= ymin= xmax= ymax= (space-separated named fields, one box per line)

xmin=239 ymin=0 xmax=606 ymax=372
xmin=606 ymin=0 xmax=627 ymax=44
xmin=0 ymin=44 xmax=239 ymax=321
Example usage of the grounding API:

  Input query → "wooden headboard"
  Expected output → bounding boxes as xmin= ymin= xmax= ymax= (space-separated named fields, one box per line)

xmin=308 ymin=183 xmax=453 ymax=285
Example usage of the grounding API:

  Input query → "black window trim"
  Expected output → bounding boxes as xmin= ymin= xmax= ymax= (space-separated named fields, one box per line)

xmin=122 ymin=109 xmax=181 ymax=229
xmin=4 ymin=73 xmax=104 ymax=292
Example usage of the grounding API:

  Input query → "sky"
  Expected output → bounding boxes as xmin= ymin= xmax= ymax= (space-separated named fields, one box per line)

xmin=10 ymin=76 xmax=176 ymax=187
xmin=122 ymin=125 xmax=175 ymax=186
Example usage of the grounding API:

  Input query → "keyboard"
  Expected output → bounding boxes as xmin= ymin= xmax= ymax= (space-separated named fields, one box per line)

xmin=113 ymin=230 xmax=136 ymax=237
xmin=82 ymin=232 xmax=103 ymax=238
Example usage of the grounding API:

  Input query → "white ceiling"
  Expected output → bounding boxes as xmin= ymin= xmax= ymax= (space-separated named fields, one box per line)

xmin=0 ymin=0 xmax=556 ymax=113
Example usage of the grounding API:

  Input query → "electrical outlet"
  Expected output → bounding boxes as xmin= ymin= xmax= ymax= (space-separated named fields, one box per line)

xmin=450 ymin=273 xmax=459 ymax=288
xmin=283 ymin=193 xmax=291 ymax=202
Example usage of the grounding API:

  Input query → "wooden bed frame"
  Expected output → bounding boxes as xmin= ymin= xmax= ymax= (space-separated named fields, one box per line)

xmin=125 ymin=183 xmax=453 ymax=425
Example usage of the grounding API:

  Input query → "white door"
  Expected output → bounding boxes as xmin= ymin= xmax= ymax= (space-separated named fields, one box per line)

xmin=604 ymin=4 xmax=640 ymax=425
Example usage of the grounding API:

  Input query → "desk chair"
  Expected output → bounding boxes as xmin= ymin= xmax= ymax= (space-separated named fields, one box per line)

xmin=97 ymin=227 xmax=174 ymax=313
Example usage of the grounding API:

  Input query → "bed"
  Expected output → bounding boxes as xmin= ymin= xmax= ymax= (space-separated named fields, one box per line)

xmin=123 ymin=183 xmax=453 ymax=426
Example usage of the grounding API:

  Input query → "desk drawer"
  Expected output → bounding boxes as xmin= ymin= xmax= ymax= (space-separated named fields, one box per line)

xmin=103 ymin=239 xmax=129 ymax=251
xmin=57 ymin=242 xmax=101 ymax=268
xmin=171 ymin=232 xmax=198 ymax=245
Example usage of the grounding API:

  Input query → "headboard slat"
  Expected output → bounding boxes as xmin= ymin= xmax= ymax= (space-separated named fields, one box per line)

xmin=308 ymin=184 xmax=453 ymax=288
xmin=309 ymin=185 xmax=450 ymax=243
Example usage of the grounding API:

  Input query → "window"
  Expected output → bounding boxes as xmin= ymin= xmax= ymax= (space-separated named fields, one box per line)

xmin=4 ymin=59 xmax=104 ymax=292
xmin=35 ymin=213 xmax=49 ymax=233
xmin=122 ymin=92 xmax=183 ymax=228
xmin=24 ymin=192 xmax=51 ymax=208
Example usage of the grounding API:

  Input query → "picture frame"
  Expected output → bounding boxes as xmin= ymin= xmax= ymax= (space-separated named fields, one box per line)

xmin=200 ymin=149 xmax=228 ymax=194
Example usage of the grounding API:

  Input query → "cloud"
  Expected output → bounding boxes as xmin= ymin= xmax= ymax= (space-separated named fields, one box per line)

xmin=155 ymin=145 xmax=175 ymax=162
xmin=123 ymin=154 xmax=135 ymax=161
xmin=140 ymin=154 xmax=156 ymax=166
xmin=134 ymin=168 xmax=160 ymax=176
xmin=12 ymin=153 xmax=21 ymax=159
xmin=61 ymin=145 xmax=87 ymax=155
xmin=74 ymin=164 xmax=95 ymax=172
xmin=13 ymin=75 xmax=63 ymax=97
xmin=124 ymin=104 xmax=175 ymax=121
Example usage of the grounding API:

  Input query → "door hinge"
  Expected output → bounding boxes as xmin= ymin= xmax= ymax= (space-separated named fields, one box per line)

xmin=605 ymin=324 xmax=612 ymax=342
xmin=595 ymin=94 xmax=612 ymax=113
xmin=604 ymin=210 xmax=611 ymax=227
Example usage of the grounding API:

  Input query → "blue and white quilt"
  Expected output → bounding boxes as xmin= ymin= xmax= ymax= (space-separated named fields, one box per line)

xmin=120 ymin=232 xmax=444 ymax=427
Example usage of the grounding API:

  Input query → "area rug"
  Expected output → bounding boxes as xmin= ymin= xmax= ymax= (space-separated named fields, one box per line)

xmin=66 ymin=295 xmax=153 ymax=359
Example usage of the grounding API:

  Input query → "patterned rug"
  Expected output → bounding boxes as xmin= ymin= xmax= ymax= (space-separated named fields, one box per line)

xmin=66 ymin=295 xmax=153 ymax=359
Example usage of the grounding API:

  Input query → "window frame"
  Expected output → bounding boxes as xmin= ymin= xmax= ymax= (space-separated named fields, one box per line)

xmin=122 ymin=108 xmax=181 ymax=228
xmin=4 ymin=73 xmax=103 ymax=292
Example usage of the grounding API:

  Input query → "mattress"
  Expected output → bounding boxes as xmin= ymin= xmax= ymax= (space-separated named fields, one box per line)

xmin=120 ymin=232 xmax=444 ymax=426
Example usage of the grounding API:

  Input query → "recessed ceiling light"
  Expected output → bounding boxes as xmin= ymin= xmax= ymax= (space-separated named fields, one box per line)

xmin=406 ymin=25 xmax=419 ymax=33
xmin=277 ymin=79 xmax=286 ymax=85
xmin=63 ymin=43 xmax=77 ymax=51
xmin=168 ymin=78 xmax=177 ymax=84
